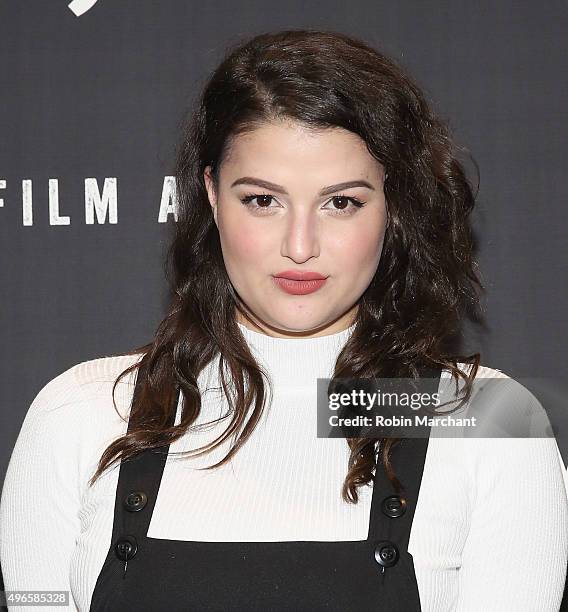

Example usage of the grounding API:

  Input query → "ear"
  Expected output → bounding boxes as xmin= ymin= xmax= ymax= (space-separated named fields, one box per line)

xmin=203 ymin=165 xmax=218 ymax=227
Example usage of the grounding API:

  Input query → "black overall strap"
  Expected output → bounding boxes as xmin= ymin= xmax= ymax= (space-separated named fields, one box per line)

xmin=110 ymin=361 xmax=180 ymax=578
xmin=90 ymin=360 xmax=443 ymax=612
xmin=366 ymin=365 xmax=442 ymax=609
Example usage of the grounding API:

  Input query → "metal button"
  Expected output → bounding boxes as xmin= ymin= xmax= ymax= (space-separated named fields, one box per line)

xmin=115 ymin=535 xmax=138 ymax=561
xmin=381 ymin=495 xmax=406 ymax=518
xmin=374 ymin=541 xmax=399 ymax=568
xmin=123 ymin=491 xmax=148 ymax=512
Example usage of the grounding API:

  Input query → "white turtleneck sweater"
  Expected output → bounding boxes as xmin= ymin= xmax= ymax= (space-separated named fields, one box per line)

xmin=1 ymin=322 xmax=567 ymax=611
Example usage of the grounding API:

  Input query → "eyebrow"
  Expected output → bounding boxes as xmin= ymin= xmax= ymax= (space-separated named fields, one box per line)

xmin=230 ymin=176 xmax=376 ymax=196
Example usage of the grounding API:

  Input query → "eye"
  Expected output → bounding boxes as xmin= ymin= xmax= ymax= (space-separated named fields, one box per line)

xmin=239 ymin=193 xmax=367 ymax=216
xmin=239 ymin=194 xmax=276 ymax=210
xmin=323 ymin=194 xmax=367 ymax=216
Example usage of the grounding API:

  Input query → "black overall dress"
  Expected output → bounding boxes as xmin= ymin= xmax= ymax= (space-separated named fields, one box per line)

xmin=89 ymin=364 xmax=442 ymax=611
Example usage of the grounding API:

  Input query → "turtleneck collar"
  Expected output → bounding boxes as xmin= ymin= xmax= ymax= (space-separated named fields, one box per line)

xmin=236 ymin=321 xmax=356 ymax=389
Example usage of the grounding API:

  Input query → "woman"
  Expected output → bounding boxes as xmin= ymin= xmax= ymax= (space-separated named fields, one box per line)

xmin=1 ymin=29 xmax=567 ymax=611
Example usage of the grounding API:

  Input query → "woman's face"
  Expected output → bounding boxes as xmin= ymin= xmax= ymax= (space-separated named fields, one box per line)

xmin=203 ymin=120 xmax=388 ymax=338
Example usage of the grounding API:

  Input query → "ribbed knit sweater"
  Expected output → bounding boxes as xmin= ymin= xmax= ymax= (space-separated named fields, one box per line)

xmin=1 ymin=322 xmax=567 ymax=611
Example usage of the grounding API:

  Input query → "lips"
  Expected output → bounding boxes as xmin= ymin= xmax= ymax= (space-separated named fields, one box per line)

xmin=272 ymin=273 xmax=328 ymax=295
xmin=274 ymin=270 xmax=327 ymax=281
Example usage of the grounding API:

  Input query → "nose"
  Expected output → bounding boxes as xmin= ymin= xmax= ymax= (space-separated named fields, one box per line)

xmin=281 ymin=208 xmax=320 ymax=262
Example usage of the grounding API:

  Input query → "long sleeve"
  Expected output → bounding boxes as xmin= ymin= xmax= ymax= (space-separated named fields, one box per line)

xmin=0 ymin=366 xmax=86 ymax=612
xmin=455 ymin=436 xmax=568 ymax=611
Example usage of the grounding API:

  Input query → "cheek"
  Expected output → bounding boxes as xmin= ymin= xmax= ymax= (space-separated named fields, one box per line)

xmin=331 ymin=216 xmax=386 ymax=269
xmin=218 ymin=209 xmax=269 ymax=263
xmin=225 ymin=233 xmax=265 ymax=262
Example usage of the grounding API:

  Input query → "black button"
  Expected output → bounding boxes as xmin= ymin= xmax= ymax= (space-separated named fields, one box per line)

xmin=374 ymin=541 xmax=399 ymax=568
xmin=381 ymin=495 xmax=406 ymax=518
xmin=115 ymin=535 xmax=138 ymax=561
xmin=123 ymin=491 xmax=148 ymax=512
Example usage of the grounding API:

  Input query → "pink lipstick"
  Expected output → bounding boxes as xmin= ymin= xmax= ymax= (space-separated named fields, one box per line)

xmin=272 ymin=270 xmax=328 ymax=295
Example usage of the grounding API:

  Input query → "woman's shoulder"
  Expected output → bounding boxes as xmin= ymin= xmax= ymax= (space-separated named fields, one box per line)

xmin=12 ymin=353 xmax=147 ymax=489
xmin=441 ymin=360 xmax=553 ymax=429
xmin=436 ymin=362 xmax=567 ymax=493
xmin=31 ymin=352 xmax=144 ymax=411
xmin=442 ymin=361 xmax=536 ymax=415
xmin=72 ymin=352 xmax=145 ymax=390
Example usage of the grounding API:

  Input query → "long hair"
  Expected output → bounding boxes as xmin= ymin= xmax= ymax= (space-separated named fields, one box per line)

xmin=89 ymin=29 xmax=482 ymax=503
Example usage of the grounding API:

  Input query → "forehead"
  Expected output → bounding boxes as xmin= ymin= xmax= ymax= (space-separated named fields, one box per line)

xmin=222 ymin=120 xmax=383 ymax=178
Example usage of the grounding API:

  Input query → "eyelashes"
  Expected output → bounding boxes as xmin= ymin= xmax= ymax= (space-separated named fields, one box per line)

xmin=238 ymin=192 xmax=367 ymax=216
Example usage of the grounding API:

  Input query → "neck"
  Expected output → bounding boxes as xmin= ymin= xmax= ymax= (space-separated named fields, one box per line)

xmin=236 ymin=320 xmax=355 ymax=388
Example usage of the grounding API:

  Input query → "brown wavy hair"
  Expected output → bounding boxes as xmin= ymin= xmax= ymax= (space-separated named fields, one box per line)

xmin=89 ymin=29 xmax=483 ymax=503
